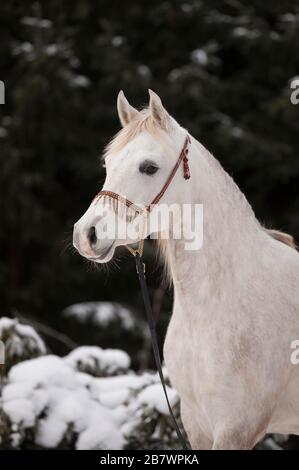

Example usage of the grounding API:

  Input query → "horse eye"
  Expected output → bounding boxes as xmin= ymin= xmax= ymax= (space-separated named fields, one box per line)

xmin=139 ymin=160 xmax=159 ymax=175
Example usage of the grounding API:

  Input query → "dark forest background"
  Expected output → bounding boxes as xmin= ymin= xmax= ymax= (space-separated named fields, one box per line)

xmin=1 ymin=0 xmax=299 ymax=360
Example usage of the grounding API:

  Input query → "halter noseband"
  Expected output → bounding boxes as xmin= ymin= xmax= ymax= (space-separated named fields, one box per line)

xmin=94 ymin=133 xmax=191 ymax=255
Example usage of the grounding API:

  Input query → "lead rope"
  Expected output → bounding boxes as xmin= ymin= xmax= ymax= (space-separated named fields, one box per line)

xmin=134 ymin=251 xmax=189 ymax=450
xmin=126 ymin=216 xmax=189 ymax=450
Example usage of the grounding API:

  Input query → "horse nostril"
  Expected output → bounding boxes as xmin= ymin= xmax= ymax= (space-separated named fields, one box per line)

xmin=87 ymin=226 xmax=97 ymax=246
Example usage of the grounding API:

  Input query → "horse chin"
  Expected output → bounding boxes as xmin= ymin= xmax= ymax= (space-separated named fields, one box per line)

xmin=88 ymin=243 xmax=115 ymax=264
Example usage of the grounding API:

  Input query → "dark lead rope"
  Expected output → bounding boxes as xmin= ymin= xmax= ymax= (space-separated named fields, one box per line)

xmin=135 ymin=252 xmax=190 ymax=450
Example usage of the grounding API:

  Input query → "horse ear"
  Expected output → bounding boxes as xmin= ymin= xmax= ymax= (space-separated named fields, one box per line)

xmin=148 ymin=89 xmax=170 ymax=128
xmin=117 ymin=90 xmax=139 ymax=127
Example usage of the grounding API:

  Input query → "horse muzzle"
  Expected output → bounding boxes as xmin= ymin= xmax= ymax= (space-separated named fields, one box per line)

xmin=73 ymin=223 xmax=115 ymax=262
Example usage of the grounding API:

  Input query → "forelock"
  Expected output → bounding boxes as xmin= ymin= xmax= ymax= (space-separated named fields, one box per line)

xmin=103 ymin=108 xmax=172 ymax=159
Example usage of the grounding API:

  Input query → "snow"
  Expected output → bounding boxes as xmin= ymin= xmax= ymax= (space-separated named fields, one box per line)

xmin=290 ymin=76 xmax=299 ymax=84
xmin=89 ymin=372 xmax=157 ymax=412
xmin=90 ymin=372 xmax=155 ymax=394
xmin=65 ymin=346 xmax=131 ymax=377
xmin=10 ymin=39 xmax=83 ymax=79
xmin=191 ymin=49 xmax=208 ymax=66
xmin=280 ymin=13 xmax=297 ymax=23
xmin=71 ymin=75 xmax=90 ymax=88
xmin=12 ymin=42 xmax=34 ymax=56
xmin=0 ymin=317 xmax=46 ymax=359
xmin=269 ymin=31 xmax=280 ymax=41
xmin=45 ymin=44 xmax=58 ymax=56
xmin=2 ymin=353 xmax=179 ymax=449
xmin=1 ymin=317 xmax=179 ymax=450
xmin=3 ymin=355 xmax=123 ymax=449
xmin=63 ymin=302 xmax=135 ymax=330
xmin=36 ymin=387 xmax=123 ymax=450
xmin=137 ymin=384 xmax=178 ymax=416
xmin=3 ymin=398 xmax=36 ymax=428
xmin=21 ymin=17 xmax=52 ymax=29
xmin=9 ymin=355 xmax=73 ymax=386
xmin=205 ymin=11 xmax=233 ymax=24
xmin=181 ymin=3 xmax=193 ymax=14
xmin=232 ymin=27 xmax=261 ymax=40
xmin=168 ymin=68 xmax=183 ymax=82
xmin=75 ymin=404 xmax=123 ymax=451
xmin=98 ymin=388 xmax=131 ymax=409
xmin=137 ymin=65 xmax=151 ymax=78
xmin=231 ymin=127 xmax=245 ymax=139
xmin=111 ymin=36 xmax=124 ymax=47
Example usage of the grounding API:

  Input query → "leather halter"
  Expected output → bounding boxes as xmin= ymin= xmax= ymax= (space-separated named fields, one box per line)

xmin=94 ymin=134 xmax=191 ymax=217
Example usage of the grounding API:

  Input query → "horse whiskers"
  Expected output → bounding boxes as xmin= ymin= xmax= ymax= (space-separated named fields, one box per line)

xmin=60 ymin=232 xmax=77 ymax=257
xmin=82 ymin=247 xmax=122 ymax=274
xmin=109 ymin=257 xmax=121 ymax=271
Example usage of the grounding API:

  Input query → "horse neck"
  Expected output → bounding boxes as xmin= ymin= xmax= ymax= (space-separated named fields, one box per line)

xmin=166 ymin=136 xmax=264 ymax=302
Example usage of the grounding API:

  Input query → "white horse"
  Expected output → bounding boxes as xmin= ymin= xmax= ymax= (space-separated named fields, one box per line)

xmin=73 ymin=90 xmax=299 ymax=449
